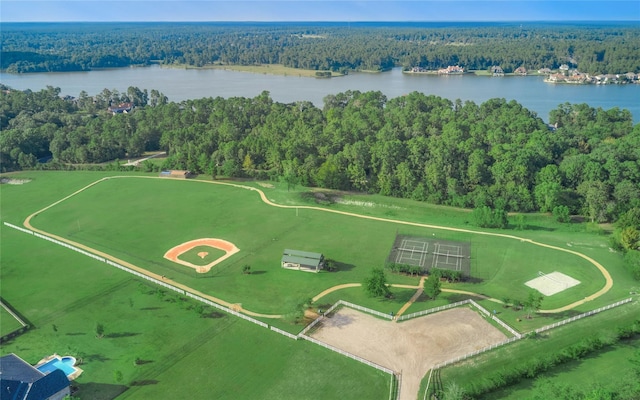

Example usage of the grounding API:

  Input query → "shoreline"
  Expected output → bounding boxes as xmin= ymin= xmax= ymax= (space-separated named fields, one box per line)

xmin=160 ymin=63 xmax=345 ymax=78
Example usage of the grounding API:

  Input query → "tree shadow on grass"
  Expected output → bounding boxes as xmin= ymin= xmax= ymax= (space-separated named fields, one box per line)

xmin=65 ymin=332 xmax=86 ymax=336
xmin=139 ymin=307 xmax=163 ymax=311
xmin=325 ymin=260 xmax=356 ymax=272
xmin=247 ymin=270 xmax=266 ymax=275
xmin=509 ymin=224 xmax=555 ymax=232
xmin=130 ymin=379 xmax=159 ymax=386
xmin=391 ymin=289 xmax=416 ymax=304
xmin=74 ymin=382 xmax=127 ymax=400
xmin=202 ymin=311 xmax=226 ymax=319
xmin=105 ymin=332 xmax=140 ymax=339
xmin=85 ymin=353 xmax=111 ymax=362
xmin=446 ymin=293 xmax=476 ymax=303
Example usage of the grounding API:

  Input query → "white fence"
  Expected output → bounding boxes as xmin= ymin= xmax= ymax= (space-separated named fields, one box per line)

xmin=468 ymin=299 xmax=522 ymax=338
xmin=8 ymin=221 xmax=399 ymax=397
xmin=270 ymin=326 xmax=298 ymax=340
xmin=491 ymin=315 xmax=522 ymax=338
xmin=396 ymin=299 xmax=471 ymax=321
xmin=431 ymin=297 xmax=635 ymax=371
xmin=432 ymin=335 xmax=522 ymax=370
xmin=5 ymin=222 xmax=272 ymax=330
xmin=297 ymin=313 xmax=325 ymax=337
xmin=4 ymin=222 xmax=34 ymax=235
xmin=301 ymin=334 xmax=394 ymax=375
xmin=339 ymin=300 xmax=394 ymax=320
xmin=535 ymin=297 xmax=633 ymax=334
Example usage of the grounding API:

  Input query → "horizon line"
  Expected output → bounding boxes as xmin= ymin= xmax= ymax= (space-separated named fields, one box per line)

xmin=3 ymin=19 xmax=638 ymax=23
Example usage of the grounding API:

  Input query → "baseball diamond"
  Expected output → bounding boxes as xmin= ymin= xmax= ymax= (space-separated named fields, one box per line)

xmin=164 ymin=238 xmax=240 ymax=273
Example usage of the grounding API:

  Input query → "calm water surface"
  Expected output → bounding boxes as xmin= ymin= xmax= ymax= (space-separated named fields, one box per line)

xmin=2 ymin=66 xmax=638 ymax=123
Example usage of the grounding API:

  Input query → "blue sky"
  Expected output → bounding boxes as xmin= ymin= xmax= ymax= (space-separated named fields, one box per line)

xmin=1 ymin=1 xmax=638 ymax=22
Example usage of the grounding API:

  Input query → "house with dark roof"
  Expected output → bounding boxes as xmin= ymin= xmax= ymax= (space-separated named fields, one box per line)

xmin=281 ymin=249 xmax=324 ymax=273
xmin=107 ymin=102 xmax=134 ymax=114
xmin=0 ymin=354 xmax=70 ymax=400
xmin=490 ymin=66 xmax=504 ymax=76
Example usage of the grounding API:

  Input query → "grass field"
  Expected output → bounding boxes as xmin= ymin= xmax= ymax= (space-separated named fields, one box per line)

xmin=2 ymin=170 xmax=638 ymax=399
xmin=21 ymin=175 xmax=616 ymax=316
xmin=177 ymin=246 xmax=227 ymax=266
xmin=0 ymin=304 xmax=25 ymax=337
xmin=0 ymin=220 xmax=388 ymax=399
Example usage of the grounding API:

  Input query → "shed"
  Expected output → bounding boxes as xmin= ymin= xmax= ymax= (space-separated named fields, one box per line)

xmin=159 ymin=170 xmax=192 ymax=179
xmin=0 ymin=354 xmax=70 ymax=400
xmin=281 ymin=249 xmax=324 ymax=273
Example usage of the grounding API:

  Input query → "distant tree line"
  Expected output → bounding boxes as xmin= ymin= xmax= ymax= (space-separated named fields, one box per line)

xmin=2 ymin=22 xmax=639 ymax=74
xmin=1 ymin=85 xmax=638 ymax=276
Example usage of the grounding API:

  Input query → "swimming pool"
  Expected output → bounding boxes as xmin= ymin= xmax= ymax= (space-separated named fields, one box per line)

xmin=36 ymin=356 xmax=77 ymax=377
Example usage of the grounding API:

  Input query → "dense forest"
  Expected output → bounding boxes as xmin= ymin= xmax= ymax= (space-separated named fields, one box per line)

xmin=2 ymin=22 xmax=640 ymax=74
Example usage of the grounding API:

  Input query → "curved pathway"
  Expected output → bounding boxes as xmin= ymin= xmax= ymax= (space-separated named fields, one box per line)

xmin=312 ymin=283 xmax=361 ymax=302
xmin=23 ymin=176 xmax=613 ymax=317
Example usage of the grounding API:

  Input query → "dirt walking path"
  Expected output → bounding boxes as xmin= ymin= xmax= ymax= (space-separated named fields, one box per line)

xmin=312 ymin=283 xmax=361 ymax=302
xmin=394 ymin=277 xmax=425 ymax=319
xmin=23 ymin=175 xmax=613 ymax=318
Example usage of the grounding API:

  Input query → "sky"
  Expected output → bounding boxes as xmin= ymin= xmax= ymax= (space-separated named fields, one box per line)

xmin=1 ymin=0 xmax=639 ymax=22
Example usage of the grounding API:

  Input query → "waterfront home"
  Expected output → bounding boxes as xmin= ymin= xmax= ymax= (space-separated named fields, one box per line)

xmin=491 ymin=66 xmax=504 ymax=76
xmin=107 ymin=102 xmax=134 ymax=114
xmin=438 ymin=66 xmax=464 ymax=74
xmin=545 ymin=71 xmax=592 ymax=84
xmin=409 ymin=66 xmax=428 ymax=73
xmin=514 ymin=66 xmax=527 ymax=75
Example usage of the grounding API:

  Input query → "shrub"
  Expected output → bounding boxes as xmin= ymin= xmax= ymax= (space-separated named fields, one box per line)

xmin=552 ymin=205 xmax=571 ymax=223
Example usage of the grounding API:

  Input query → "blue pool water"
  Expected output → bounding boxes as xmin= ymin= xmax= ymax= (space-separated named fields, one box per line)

xmin=37 ymin=356 xmax=77 ymax=376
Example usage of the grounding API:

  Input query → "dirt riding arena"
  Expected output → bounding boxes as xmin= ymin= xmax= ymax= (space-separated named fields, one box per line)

xmin=310 ymin=307 xmax=507 ymax=400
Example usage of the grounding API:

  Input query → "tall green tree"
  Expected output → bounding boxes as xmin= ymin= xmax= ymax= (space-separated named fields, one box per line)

xmin=364 ymin=268 xmax=391 ymax=298
xmin=423 ymin=273 xmax=442 ymax=300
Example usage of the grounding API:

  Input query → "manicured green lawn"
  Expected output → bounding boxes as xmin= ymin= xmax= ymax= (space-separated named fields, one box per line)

xmin=1 ymin=172 xmax=394 ymax=398
xmin=0 ymin=220 xmax=389 ymax=400
xmin=177 ymin=246 xmax=226 ymax=266
xmin=0 ymin=305 xmax=24 ymax=337
xmin=23 ymin=175 xmax=616 ymax=317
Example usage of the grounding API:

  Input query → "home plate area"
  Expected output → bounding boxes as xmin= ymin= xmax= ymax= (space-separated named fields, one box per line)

xmin=525 ymin=271 xmax=581 ymax=296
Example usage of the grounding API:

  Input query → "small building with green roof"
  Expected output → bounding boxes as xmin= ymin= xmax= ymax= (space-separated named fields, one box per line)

xmin=281 ymin=249 xmax=324 ymax=273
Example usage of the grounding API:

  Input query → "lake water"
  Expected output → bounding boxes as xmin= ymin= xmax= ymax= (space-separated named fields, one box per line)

xmin=1 ymin=65 xmax=639 ymax=123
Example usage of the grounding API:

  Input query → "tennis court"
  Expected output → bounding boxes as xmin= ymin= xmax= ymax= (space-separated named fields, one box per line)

xmin=386 ymin=234 xmax=471 ymax=277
